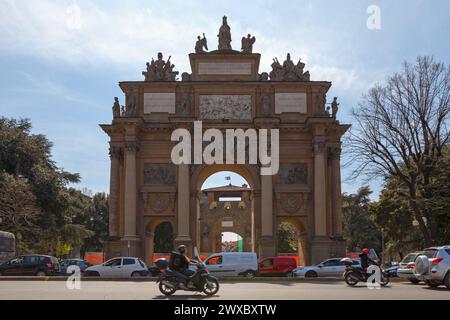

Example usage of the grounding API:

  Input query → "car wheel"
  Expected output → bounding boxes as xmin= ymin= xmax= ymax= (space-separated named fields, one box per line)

xmin=443 ymin=272 xmax=450 ymax=290
xmin=85 ymin=271 xmax=100 ymax=277
xmin=305 ymin=270 xmax=318 ymax=278
xmin=425 ymin=280 xmax=440 ymax=288
xmin=131 ymin=271 xmax=144 ymax=278
xmin=36 ymin=270 xmax=46 ymax=277
xmin=409 ymin=278 xmax=420 ymax=284
xmin=243 ymin=270 xmax=256 ymax=278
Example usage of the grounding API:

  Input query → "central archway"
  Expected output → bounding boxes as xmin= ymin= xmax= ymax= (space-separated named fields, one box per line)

xmin=191 ymin=164 xmax=260 ymax=256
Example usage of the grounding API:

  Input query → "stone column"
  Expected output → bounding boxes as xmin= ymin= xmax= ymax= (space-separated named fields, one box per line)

xmin=144 ymin=232 xmax=154 ymax=264
xmin=261 ymin=174 xmax=273 ymax=237
xmin=331 ymin=146 xmax=343 ymax=235
xmin=108 ymin=146 xmax=121 ymax=237
xmin=313 ymin=139 xmax=327 ymax=236
xmin=175 ymin=164 xmax=191 ymax=247
xmin=260 ymin=174 xmax=275 ymax=256
xmin=123 ymin=142 xmax=137 ymax=239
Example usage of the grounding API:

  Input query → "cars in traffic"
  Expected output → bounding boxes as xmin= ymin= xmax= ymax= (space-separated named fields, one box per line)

xmin=396 ymin=252 xmax=423 ymax=284
xmin=258 ymin=256 xmax=297 ymax=276
xmin=201 ymin=252 xmax=258 ymax=277
xmin=84 ymin=257 xmax=149 ymax=278
xmin=0 ymin=254 xmax=60 ymax=276
xmin=292 ymin=258 xmax=360 ymax=278
xmin=60 ymin=259 xmax=91 ymax=274
xmin=414 ymin=245 xmax=450 ymax=289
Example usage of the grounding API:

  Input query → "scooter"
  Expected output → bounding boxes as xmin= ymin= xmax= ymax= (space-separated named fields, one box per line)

xmin=340 ymin=252 xmax=390 ymax=287
xmin=156 ymin=260 xmax=220 ymax=296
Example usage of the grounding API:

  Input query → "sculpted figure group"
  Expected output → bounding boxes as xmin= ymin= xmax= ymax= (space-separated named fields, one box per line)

xmin=270 ymin=53 xmax=310 ymax=81
xmin=142 ymin=52 xmax=179 ymax=81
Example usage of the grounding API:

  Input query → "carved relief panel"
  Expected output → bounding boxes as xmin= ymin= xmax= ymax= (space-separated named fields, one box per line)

xmin=276 ymin=192 xmax=308 ymax=216
xmin=143 ymin=164 xmax=176 ymax=185
xmin=278 ymin=163 xmax=308 ymax=184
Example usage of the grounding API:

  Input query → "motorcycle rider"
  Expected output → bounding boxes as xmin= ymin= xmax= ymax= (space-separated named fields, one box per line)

xmin=169 ymin=245 xmax=195 ymax=289
xmin=359 ymin=248 xmax=377 ymax=277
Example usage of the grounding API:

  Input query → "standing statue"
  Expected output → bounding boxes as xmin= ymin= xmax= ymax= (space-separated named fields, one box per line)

xmin=241 ymin=33 xmax=256 ymax=53
xmin=155 ymin=52 xmax=166 ymax=80
xmin=217 ymin=16 xmax=232 ymax=50
xmin=142 ymin=53 xmax=178 ymax=81
xmin=112 ymin=97 xmax=121 ymax=118
xmin=195 ymin=33 xmax=208 ymax=53
xmin=331 ymin=97 xmax=339 ymax=118
xmin=125 ymin=89 xmax=137 ymax=116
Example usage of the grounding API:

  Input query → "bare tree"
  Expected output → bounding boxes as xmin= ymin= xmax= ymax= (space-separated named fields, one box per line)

xmin=347 ymin=56 xmax=450 ymax=246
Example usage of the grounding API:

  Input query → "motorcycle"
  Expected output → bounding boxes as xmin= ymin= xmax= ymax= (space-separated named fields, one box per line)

xmin=340 ymin=250 xmax=390 ymax=287
xmin=156 ymin=260 xmax=220 ymax=296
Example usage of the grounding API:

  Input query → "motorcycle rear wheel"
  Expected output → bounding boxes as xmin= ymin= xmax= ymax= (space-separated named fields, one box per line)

xmin=203 ymin=278 xmax=220 ymax=296
xmin=345 ymin=272 xmax=359 ymax=286
xmin=159 ymin=281 xmax=177 ymax=296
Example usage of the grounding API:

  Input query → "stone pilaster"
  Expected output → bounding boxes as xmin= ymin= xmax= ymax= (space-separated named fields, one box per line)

xmin=108 ymin=145 xmax=121 ymax=237
xmin=175 ymin=164 xmax=192 ymax=251
xmin=260 ymin=173 xmax=275 ymax=256
xmin=123 ymin=141 xmax=138 ymax=239
xmin=330 ymin=145 xmax=343 ymax=235
xmin=313 ymin=138 xmax=327 ymax=236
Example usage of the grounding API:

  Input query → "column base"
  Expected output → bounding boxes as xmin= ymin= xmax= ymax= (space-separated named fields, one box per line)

xmin=310 ymin=236 xmax=346 ymax=264
xmin=259 ymin=235 xmax=276 ymax=257
xmin=104 ymin=236 xmax=122 ymax=261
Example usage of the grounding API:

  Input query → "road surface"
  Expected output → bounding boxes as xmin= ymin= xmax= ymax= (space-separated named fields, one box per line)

xmin=0 ymin=280 xmax=449 ymax=300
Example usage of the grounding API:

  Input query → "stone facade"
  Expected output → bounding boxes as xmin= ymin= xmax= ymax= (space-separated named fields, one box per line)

xmin=100 ymin=19 xmax=349 ymax=264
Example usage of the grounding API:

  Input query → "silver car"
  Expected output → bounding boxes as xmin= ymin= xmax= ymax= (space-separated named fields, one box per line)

xmin=414 ymin=245 xmax=450 ymax=289
xmin=292 ymin=258 xmax=360 ymax=278
xmin=396 ymin=252 xmax=423 ymax=284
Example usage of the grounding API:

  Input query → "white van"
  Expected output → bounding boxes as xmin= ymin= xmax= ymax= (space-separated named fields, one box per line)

xmin=202 ymin=252 xmax=258 ymax=277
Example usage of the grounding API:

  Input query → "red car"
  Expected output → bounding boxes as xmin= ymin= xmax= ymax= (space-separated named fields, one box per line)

xmin=258 ymin=256 xmax=297 ymax=276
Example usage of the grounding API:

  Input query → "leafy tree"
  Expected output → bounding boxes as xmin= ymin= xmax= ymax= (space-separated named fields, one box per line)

xmin=347 ymin=56 xmax=450 ymax=246
xmin=154 ymin=222 xmax=174 ymax=253
xmin=342 ymin=187 xmax=381 ymax=252
xmin=370 ymin=148 xmax=450 ymax=255
xmin=277 ymin=222 xmax=298 ymax=253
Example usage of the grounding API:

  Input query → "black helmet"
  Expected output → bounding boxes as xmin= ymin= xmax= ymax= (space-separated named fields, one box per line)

xmin=177 ymin=245 xmax=186 ymax=253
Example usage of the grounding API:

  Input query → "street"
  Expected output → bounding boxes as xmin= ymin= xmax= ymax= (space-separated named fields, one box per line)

xmin=0 ymin=280 xmax=449 ymax=300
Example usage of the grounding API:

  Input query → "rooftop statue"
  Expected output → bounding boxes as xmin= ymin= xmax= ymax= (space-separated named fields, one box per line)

xmin=241 ymin=33 xmax=256 ymax=53
xmin=142 ymin=52 xmax=179 ymax=81
xmin=269 ymin=53 xmax=310 ymax=81
xmin=218 ymin=16 xmax=232 ymax=50
xmin=195 ymin=33 xmax=208 ymax=53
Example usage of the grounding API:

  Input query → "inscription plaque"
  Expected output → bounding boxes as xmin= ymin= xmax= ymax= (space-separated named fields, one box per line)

xmin=144 ymin=93 xmax=176 ymax=114
xmin=198 ymin=62 xmax=252 ymax=75
xmin=275 ymin=92 xmax=307 ymax=114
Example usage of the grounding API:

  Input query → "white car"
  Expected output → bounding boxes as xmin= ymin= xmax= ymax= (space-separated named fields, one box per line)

xmin=292 ymin=258 xmax=361 ymax=278
xmin=84 ymin=257 xmax=149 ymax=278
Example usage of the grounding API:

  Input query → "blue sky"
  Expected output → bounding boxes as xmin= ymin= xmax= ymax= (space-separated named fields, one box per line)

xmin=0 ymin=0 xmax=449 ymax=197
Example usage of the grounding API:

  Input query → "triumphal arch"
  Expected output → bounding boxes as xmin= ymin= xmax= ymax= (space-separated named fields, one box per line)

xmin=101 ymin=17 xmax=349 ymax=265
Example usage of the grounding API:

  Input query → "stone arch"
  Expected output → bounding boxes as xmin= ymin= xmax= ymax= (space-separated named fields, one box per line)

xmin=144 ymin=218 xmax=175 ymax=264
xmin=191 ymin=164 xmax=260 ymax=255
xmin=276 ymin=217 xmax=308 ymax=266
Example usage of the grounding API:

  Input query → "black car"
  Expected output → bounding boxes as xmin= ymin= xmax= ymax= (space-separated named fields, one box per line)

xmin=0 ymin=255 xmax=60 ymax=276
xmin=60 ymin=259 xmax=91 ymax=274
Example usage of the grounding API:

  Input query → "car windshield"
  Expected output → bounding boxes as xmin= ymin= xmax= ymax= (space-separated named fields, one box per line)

xmin=401 ymin=253 xmax=418 ymax=263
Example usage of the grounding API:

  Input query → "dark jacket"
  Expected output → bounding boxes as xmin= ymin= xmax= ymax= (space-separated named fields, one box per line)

xmin=169 ymin=252 xmax=190 ymax=271
xmin=359 ymin=252 xmax=376 ymax=269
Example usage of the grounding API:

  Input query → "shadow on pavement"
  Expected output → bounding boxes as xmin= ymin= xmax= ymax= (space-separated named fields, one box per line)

xmin=152 ymin=294 xmax=219 ymax=300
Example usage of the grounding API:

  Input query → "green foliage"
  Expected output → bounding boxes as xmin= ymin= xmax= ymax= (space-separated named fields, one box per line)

xmin=0 ymin=117 xmax=106 ymax=256
xmin=277 ymin=222 xmax=298 ymax=253
xmin=154 ymin=222 xmax=174 ymax=253
xmin=342 ymin=187 xmax=381 ymax=252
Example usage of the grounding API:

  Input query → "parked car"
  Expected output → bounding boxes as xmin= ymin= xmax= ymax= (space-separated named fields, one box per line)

xmin=60 ymin=259 xmax=91 ymax=274
xmin=84 ymin=257 xmax=149 ymax=278
xmin=258 ymin=256 xmax=297 ymax=276
xmin=396 ymin=252 xmax=423 ymax=284
xmin=0 ymin=255 xmax=60 ymax=276
xmin=414 ymin=246 xmax=450 ymax=289
xmin=201 ymin=252 xmax=258 ymax=277
xmin=292 ymin=258 xmax=360 ymax=278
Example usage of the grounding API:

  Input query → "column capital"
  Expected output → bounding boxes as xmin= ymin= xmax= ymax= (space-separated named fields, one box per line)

xmin=109 ymin=145 xmax=122 ymax=159
xmin=313 ymin=140 xmax=326 ymax=154
xmin=328 ymin=145 xmax=342 ymax=159
xmin=124 ymin=141 xmax=139 ymax=153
